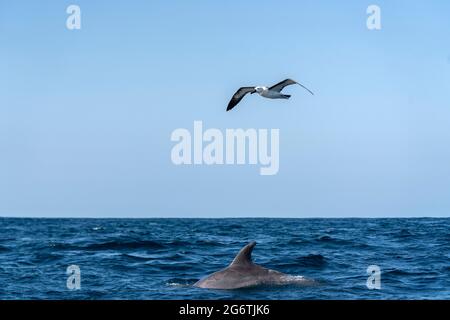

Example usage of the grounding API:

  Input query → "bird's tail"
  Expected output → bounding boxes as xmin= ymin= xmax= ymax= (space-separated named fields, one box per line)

xmin=282 ymin=94 xmax=291 ymax=99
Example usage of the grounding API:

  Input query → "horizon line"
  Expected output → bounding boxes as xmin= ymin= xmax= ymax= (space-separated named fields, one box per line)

xmin=0 ymin=215 xmax=448 ymax=219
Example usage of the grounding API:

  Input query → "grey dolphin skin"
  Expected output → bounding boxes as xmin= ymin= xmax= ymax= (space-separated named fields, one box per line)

xmin=194 ymin=241 xmax=312 ymax=289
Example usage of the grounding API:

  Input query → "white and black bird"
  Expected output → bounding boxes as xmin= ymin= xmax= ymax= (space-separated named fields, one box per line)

xmin=226 ymin=78 xmax=314 ymax=111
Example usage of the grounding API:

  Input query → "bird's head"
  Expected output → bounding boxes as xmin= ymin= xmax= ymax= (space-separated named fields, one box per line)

xmin=253 ymin=86 xmax=266 ymax=94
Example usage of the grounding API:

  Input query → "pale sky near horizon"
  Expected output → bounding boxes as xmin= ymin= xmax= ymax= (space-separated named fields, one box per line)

xmin=1 ymin=1 xmax=450 ymax=217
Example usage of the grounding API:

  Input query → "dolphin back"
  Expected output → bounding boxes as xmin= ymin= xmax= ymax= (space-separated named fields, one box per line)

xmin=194 ymin=241 xmax=315 ymax=289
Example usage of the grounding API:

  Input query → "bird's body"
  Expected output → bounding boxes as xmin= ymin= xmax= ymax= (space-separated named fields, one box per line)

xmin=256 ymin=86 xmax=290 ymax=99
xmin=227 ymin=78 xmax=313 ymax=111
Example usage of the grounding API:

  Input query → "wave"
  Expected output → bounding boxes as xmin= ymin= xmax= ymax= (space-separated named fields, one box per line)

xmin=278 ymin=275 xmax=317 ymax=286
xmin=295 ymin=254 xmax=327 ymax=268
xmin=194 ymin=240 xmax=223 ymax=247
xmin=166 ymin=278 xmax=198 ymax=287
xmin=287 ymin=238 xmax=311 ymax=245
xmin=122 ymin=253 xmax=155 ymax=261
xmin=0 ymin=245 xmax=11 ymax=252
xmin=85 ymin=240 xmax=166 ymax=250
xmin=384 ymin=269 xmax=431 ymax=277
xmin=31 ymin=252 xmax=62 ymax=263
xmin=167 ymin=240 xmax=192 ymax=247
xmin=397 ymin=229 xmax=414 ymax=238
xmin=315 ymin=235 xmax=353 ymax=245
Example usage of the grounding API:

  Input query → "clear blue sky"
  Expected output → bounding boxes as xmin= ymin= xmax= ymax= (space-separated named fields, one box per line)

xmin=1 ymin=1 xmax=450 ymax=217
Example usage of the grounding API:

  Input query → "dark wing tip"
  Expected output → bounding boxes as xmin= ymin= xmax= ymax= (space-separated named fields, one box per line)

xmin=296 ymin=82 xmax=315 ymax=96
xmin=226 ymin=101 xmax=236 ymax=111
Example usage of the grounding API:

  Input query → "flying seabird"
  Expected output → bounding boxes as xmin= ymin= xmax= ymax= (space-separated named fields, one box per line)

xmin=226 ymin=78 xmax=314 ymax=111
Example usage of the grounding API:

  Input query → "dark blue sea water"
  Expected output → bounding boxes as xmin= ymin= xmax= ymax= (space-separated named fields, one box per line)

xmin=0 ymin=218 xmax=449 ymax=300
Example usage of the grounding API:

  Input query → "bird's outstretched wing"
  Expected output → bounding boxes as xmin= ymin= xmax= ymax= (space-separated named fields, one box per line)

xmin=227 ymin=87 xmax=256 ymax=111
xmin=269 ymin=78 xmax=314 ymax=95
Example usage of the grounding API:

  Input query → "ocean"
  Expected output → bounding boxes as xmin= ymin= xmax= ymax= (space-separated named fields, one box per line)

xmin=0 ymin=218 xmax=448 ymax=300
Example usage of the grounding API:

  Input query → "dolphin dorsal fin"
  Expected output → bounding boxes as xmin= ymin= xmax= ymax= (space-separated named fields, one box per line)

xmin=230 ymin=241 xmax=256 ymax=266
